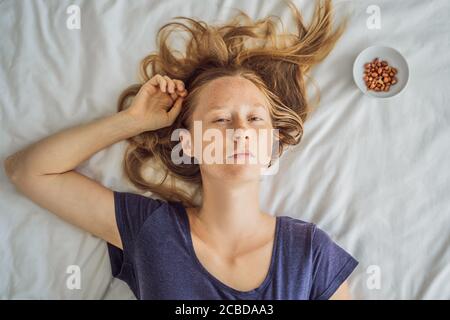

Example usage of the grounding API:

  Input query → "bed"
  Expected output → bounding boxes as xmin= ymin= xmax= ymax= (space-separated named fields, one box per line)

xmin=1 ymin=0 xmax=449 ymax=299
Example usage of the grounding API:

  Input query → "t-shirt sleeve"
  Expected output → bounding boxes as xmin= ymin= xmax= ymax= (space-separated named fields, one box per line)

xmin=309 ymin=225 xmax=359 ymax=300
xmin=106 ymin=190 xmax=166 ymax=288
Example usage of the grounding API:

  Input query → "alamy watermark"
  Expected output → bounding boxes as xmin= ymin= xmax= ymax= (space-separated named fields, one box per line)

xmin=169 ymin=121 xmax=281 ymax=176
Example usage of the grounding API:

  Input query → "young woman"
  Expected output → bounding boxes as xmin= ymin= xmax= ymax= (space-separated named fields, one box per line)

xmin=4 ymin=0 xmax=358 ymax=299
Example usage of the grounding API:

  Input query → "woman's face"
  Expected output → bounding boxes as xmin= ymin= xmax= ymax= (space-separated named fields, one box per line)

xmin=180 ymin=75 xmax=276 ymax=182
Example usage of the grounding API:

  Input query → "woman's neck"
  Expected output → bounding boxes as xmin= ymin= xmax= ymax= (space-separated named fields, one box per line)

xmin=193 ymin=176 xmax=268 ymax=244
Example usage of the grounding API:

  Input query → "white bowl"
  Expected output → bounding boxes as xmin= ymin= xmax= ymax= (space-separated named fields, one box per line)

xmin=353 ymin=45 xmax=409 ymax=98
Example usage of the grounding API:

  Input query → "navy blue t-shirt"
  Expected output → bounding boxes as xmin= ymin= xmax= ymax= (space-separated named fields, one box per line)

xmin=107 ymin=191 xmax=359 ymax=300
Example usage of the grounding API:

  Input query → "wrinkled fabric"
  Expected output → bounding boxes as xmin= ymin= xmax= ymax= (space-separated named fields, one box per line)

xmin=2 ymin=0 xmax=449 ymax=300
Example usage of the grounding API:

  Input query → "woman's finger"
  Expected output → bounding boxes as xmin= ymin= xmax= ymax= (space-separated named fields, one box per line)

xmin=173 ymin=79 xmax=185 ymax=92
xmin=169 ymin=91 xmax=179 ymax=101
xmin=140 ymin=79 xmax=157 ymax=95
xmin=159 ymin=75 xmax=169 ymax=93
xmin=162 ymin=76 xmax=175 ymax=94
xmin=167 ymin=96 xmax=184 ymax=124
xmin=162 ymin=75 xmax=176 ymax=93
xmin=148 ymin=74 xmax=186 ymax=96
xmin=148 ymin=75 xmax=159 ymax=86
xmin=151 ymin=74 xmax=167 ymax=92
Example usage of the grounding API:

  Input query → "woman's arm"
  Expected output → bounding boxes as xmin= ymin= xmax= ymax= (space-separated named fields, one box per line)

xmin=3 ymin=75 xmax=187 ymax=249
xmin=3 ymin=111 xmax=144 ymax=249
xmin=5 ymin=111 xmax=142 ymax=177
xmin=329 ymin=281 xmax=352 ymax=300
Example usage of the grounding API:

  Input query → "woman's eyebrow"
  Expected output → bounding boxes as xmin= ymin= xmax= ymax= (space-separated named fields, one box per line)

xmin=206 ymin=103 xmax=267 ymax=114
xmin=206 ymin=105 xmax=228 ymax=113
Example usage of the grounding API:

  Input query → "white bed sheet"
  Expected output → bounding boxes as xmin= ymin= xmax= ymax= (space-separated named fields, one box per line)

xmin=1 ymin=0 xmax=449 ymax=299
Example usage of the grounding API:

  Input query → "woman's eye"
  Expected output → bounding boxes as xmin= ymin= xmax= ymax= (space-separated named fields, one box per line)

xmin=213 ymin=117 xmax=263 ymax=123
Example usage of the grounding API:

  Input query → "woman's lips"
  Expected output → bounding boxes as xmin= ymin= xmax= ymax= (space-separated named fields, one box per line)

xmin=229 ymin=152 xmax=254 ymax=159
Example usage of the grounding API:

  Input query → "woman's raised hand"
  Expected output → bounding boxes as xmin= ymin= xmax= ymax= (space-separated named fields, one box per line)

xmin=126 ymin=74 xmax=188 ymax=132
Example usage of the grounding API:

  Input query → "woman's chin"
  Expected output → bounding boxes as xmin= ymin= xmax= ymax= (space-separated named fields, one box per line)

xmin=202 ymin=163 xmax=262 ymax=181
xmin=215 ymin=163 xmax=265 ymax=180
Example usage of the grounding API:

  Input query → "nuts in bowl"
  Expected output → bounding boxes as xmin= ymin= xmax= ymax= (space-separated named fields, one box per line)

xmin=353 ymin=45 xmax=409 ymax=98
xmin=363 ymin=58 xmax=397 ymax=92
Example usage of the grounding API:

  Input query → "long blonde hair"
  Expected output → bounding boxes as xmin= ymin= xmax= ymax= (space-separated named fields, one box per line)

xmin=117 ymin=0 xmax=348 ymax=207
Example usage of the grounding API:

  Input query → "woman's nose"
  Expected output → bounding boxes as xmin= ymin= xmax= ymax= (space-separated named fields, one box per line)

xmin=232 ymin=129 xmax=250 ymax=141
xmin=231 ymin=124 xmax=251 ymax=141
xmin=228 ymin=117 xmax=253 ymax=141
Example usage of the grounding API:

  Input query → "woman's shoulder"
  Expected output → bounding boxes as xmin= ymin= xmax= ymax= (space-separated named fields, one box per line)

xmin=277 ymin=215 xmax=338 ymax=250
xmin=278 ymin=215 xmax=316 ymax=235
xmin=112 ymin=190 xmax=183 ymax=232
xmin=278 ymin=215 xmax=358 ymax=261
